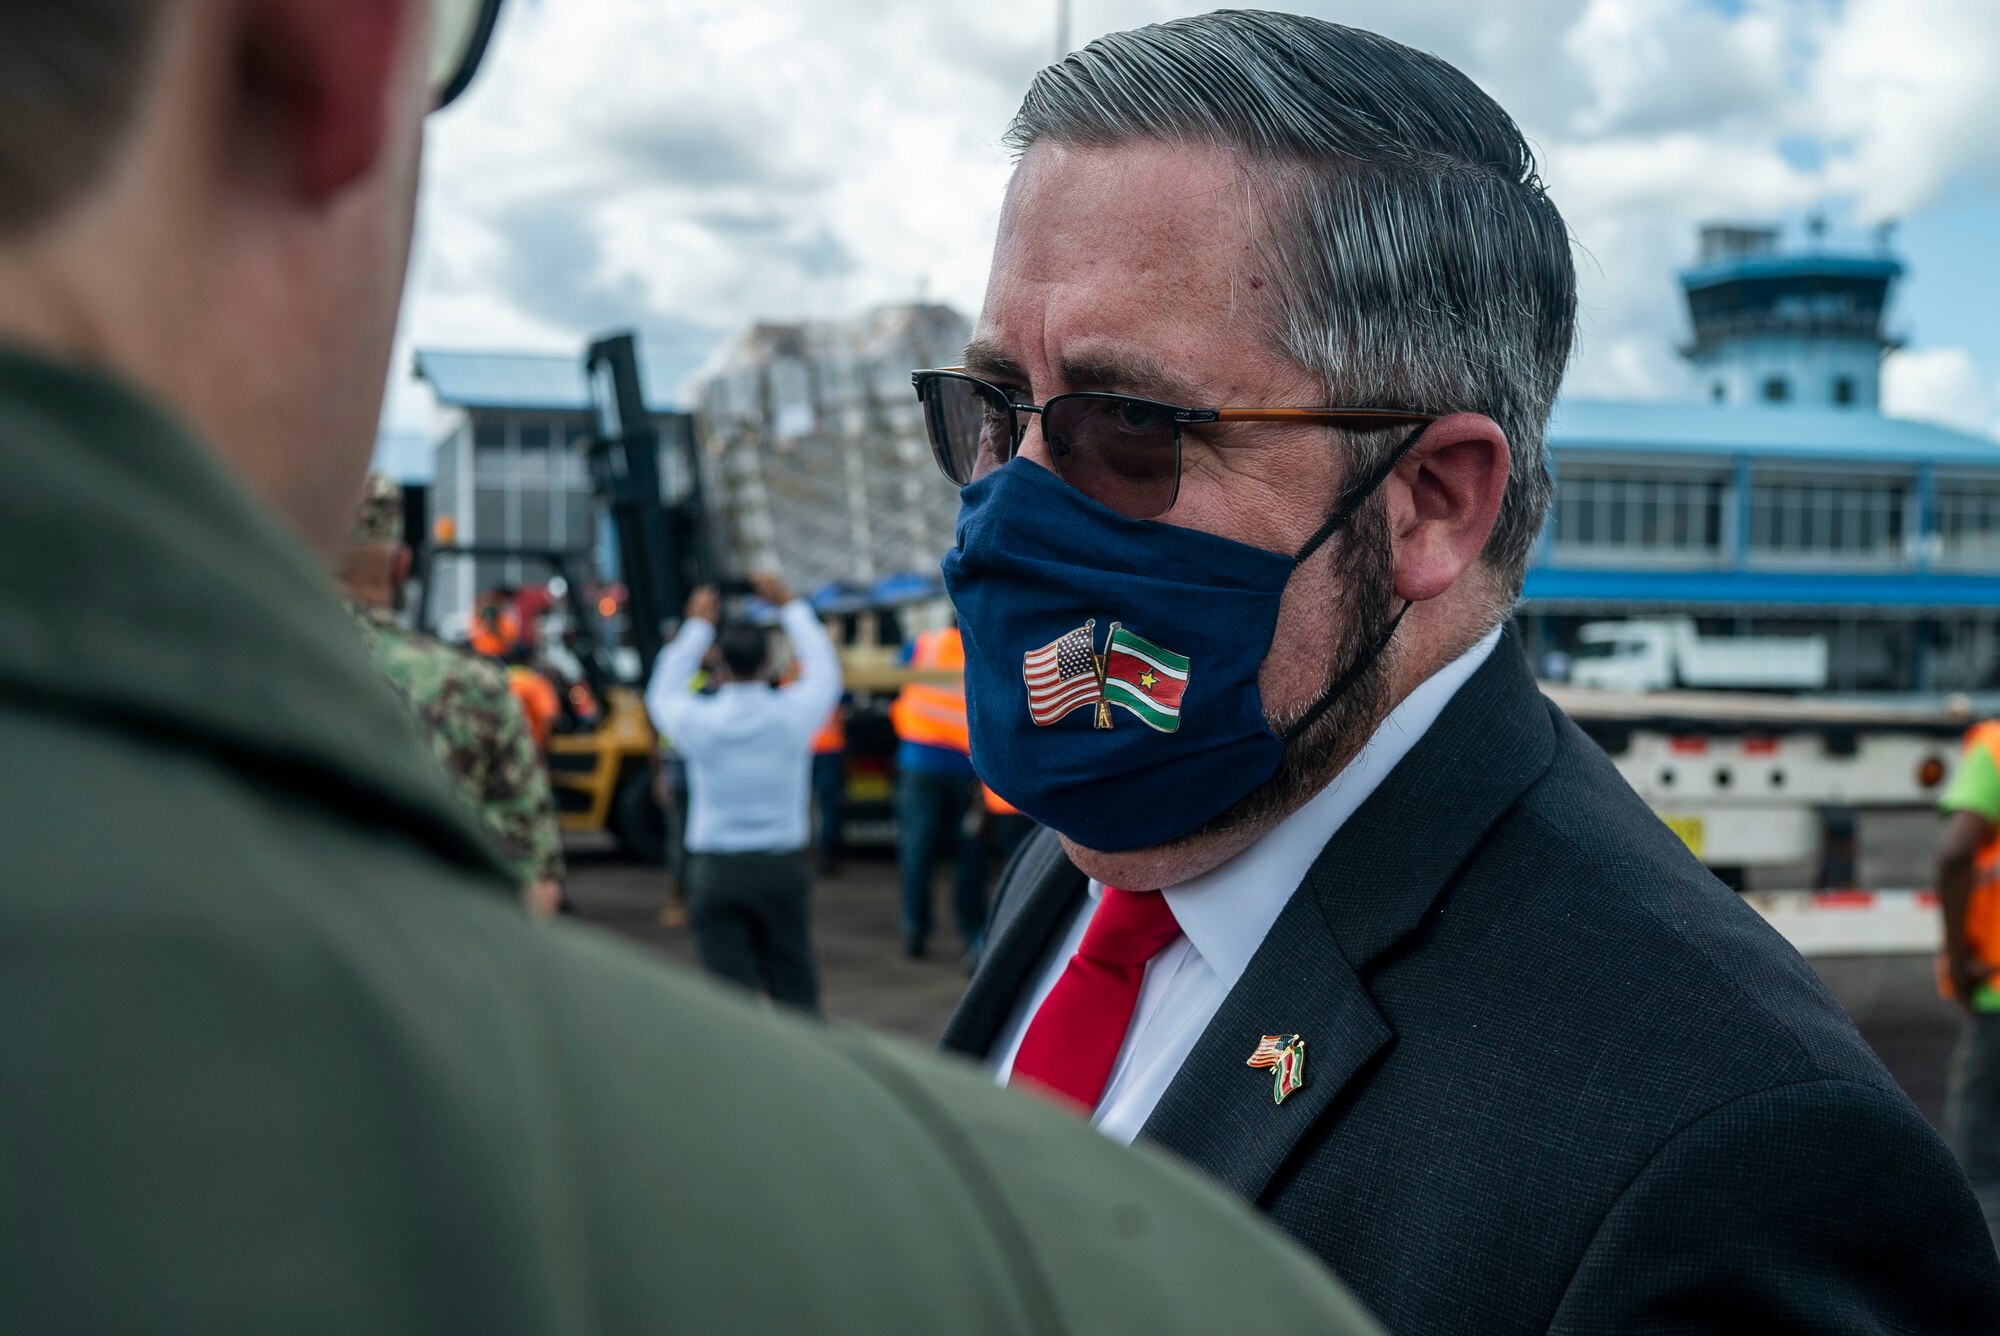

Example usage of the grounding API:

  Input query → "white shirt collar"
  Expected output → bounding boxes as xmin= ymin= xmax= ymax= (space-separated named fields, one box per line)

xmin=1086 ymin=627 xmax=1501 ymax=987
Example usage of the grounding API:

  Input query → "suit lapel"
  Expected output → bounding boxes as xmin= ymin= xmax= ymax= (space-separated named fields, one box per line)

xmin=1139 ymin=890 xmax=1389 ymax=1203
xmin=1140 ymin=634 xmax=1557 ymax=1203
xmin=939 ymin=828 xmax=1085 ymax=1057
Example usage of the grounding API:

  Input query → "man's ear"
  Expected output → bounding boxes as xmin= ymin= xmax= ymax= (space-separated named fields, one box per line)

xmin=1385 ymin=412 xmax=1511 ymax=605
xmin=239 ymin=0 xmax=413 ymax=200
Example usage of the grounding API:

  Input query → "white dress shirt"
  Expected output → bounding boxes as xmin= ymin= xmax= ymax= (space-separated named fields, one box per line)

xmin=644 ymin=600 xmax=843 ymax=855
xmin=987 ymin=627 xmax=1501 ymax=1143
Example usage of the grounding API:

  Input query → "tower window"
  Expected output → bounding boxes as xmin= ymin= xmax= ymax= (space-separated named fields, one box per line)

xmin=1711 ymin=380 xmax=1726 ymax=403
xmin=1762 ymin=375 xmax=1790 ymax=404
xmin=1833 ymin=375 xmax=1856 ymax=406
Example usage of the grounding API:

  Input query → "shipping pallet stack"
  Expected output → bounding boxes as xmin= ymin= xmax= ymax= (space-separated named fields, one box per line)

xmin=694 ymin=303 xmax=970 ymax=594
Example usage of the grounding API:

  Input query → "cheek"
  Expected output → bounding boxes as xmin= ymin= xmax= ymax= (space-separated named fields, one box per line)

xmin=1173 ymin=424 xmax=1348 ymax=551
xmin=1171 ymin=454 xmax=1327 ymax=555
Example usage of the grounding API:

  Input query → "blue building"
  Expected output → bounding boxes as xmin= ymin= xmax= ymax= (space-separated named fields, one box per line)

xmin=1520 ymin=225 xmax=2000 ymax=692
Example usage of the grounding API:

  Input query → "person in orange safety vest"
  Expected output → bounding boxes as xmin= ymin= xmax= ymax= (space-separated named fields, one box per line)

xmin=1937 ymin=718 xmax=2000 ymax=1246
xmin=812 ymin=701 xmax=847 ymax=876
xmin=469 ymin=588 xmax=523 ymax=659
xmin=506 ymin=660 xmax=560 ymax=750
xmin=890 ymin=626 xmax=987 ymax=961
xmin=982 ymin=782 xmax=1037 ymax=867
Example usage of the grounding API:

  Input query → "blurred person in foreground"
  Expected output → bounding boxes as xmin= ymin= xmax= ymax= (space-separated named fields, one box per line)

xmin=645 ymin=575 xmax=838 ymax=1012
xmin=0 ymin=1 xmax=1381 ymax=1330
xmin=1937 ymin=717 xmax=2000 ymax=1247
xmin=934 ymin=13 xmax=2000 ymax=1333
xmin=339 ymin=471 xmax=564 ymax=914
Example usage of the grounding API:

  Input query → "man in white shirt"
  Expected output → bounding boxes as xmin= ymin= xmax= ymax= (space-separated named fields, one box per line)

xmin=646 ymin=574 xmax=842 ymax=1011
xmin=935 ymin=12 xmax=2000 ymax=1334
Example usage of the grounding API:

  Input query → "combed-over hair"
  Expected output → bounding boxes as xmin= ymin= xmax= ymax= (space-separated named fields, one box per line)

xmin=1006 ymin=10 xmax=1576 ymax=591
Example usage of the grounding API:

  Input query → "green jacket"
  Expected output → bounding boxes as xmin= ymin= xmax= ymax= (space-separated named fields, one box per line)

xmin=0 ymin=348 xmax=1380 ymax=1335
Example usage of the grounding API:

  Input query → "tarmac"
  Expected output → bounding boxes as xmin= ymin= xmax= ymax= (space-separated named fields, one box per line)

xmin=565 ymin=838 xmax=1964 ymax=1127
xmin=564 ymin=841 xmax=976 ymax=1045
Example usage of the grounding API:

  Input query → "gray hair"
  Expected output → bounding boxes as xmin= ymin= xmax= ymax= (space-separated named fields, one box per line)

xmin=1006 ymin=10 xmax=1575 ymax=592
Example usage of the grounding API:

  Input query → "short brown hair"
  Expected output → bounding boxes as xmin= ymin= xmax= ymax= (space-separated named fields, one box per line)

xmin=0 ymin=1 xmax=169 ymax=236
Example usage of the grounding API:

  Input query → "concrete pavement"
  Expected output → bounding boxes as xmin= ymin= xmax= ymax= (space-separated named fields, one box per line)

xmin=564 ymin=844 xmax=977 ymax=1045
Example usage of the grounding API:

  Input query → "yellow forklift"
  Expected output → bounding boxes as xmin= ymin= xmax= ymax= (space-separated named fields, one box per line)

xmin=418 ymin=333 xmax=716 ymax=862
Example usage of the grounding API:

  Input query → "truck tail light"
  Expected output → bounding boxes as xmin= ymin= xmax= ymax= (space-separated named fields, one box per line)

xmin=1742 ymin=737 xmax=1779 ymax=756
xmin=1919 ymin=756 xmax=1947 ymax=788
xmin=1669 ymin=736 xmax=1707 ymax=756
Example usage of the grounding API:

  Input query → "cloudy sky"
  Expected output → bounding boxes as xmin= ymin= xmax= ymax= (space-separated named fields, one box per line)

xmin=384 ymin=0 xmax=2000 ymax=443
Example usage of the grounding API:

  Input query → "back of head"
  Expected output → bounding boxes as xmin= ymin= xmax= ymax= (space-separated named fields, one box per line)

xmin=716 ymin=623 xmax=771 ymax=681
xmin=0 ymin=0 xmax=438 ymax=557
xmin=0 ymin=2 xmax=167 ymax=239
xmin=1007 ymin=11 xmax=1575 ymax=593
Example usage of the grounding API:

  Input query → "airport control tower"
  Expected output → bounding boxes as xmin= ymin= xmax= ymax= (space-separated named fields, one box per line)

xmin=1681 ymin=222 xmax=1902 ymax=412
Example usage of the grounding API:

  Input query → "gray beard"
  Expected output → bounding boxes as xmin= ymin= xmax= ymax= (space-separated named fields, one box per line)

xmin=1169 ymin=493 xmax=1398 ymax=849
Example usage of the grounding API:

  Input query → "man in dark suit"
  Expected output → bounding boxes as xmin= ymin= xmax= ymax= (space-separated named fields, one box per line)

xmin=932 ymin=13 xmax=2000 ymax=1332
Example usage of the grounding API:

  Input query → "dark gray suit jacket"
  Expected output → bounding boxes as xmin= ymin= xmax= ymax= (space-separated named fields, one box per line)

xmin=943 ymin=634 xmax=2000 ymax=1333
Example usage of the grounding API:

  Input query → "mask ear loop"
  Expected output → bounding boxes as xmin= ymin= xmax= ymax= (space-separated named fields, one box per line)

xmin=1291 ymin=422 xmax=1432 ymax=570
xmin=1279 ymin=600 xmax=1411 ymax=745
xmin=1278 ymin=421 xmax=1430 ymax=747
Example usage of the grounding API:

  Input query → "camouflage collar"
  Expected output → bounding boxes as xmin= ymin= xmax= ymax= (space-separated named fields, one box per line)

xmin=347 ymin=599 xmax=403 ymax=632
xmin=0 ymin=345 xmax=513 ymax=889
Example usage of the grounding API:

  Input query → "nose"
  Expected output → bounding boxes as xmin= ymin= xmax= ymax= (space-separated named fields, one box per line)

xmin=1014 ymin=409 xmax=1058 ymax=474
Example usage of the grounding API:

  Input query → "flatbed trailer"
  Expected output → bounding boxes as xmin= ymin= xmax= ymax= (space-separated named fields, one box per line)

xmin=1546 ymin=685 xmax=1965 ymax=886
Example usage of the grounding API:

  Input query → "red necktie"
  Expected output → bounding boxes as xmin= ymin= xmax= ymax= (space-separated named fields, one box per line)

xmin=1009 ymin=886 xmax=1182 ymax=1113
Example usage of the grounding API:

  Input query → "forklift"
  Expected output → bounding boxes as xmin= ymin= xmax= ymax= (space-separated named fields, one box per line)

xmin=418 ymin=332 xmax=715 ymax=862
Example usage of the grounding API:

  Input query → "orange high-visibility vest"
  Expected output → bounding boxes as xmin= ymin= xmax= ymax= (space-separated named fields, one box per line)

xmin=470 ymin=605 xmax=522 ymax=659
xmin=507 ymin=665 xmax=559 ymax=749
xmin=981 ymin=783 xmax=1019 ymax=816
xmin=812 ymin=705 xmax=847 ymax=755
xmin=890 ymin=628 xmax=970 ymax=754
xmin=1962 ymin=721 xmax=2000 ymax=978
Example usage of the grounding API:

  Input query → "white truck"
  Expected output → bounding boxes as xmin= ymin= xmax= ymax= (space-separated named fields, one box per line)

xmin=1568 ymin=617 xmax=1829 ymax=693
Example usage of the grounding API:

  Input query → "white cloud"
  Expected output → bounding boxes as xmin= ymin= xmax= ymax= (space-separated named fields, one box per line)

xmin=384 ymin=0 xmax=2000 ymax=435
xmin=1564 ymin=0 xmax=1795 ymax=139
xmin=1809 ymin=0 xmax=2000 ymax=218
xmin=1883 ymin=346 xmax=2000 ymax=436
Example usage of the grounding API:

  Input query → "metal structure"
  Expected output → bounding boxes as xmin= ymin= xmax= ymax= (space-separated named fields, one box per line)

xmin=414 ymin=347 xmax=698 ymax=640
xmin=408 ymin=334 xmax=721 ymax=863
xmin=584 ymin=332 xmax=714 ymax=669
xmin=693 ymin=303 xmax=969 ymax=596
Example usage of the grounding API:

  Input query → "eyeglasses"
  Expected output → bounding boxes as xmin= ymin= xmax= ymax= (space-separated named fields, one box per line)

xmin=430 ymin=0 xmax=507 ymax=111
xmin=912 ymin=368 xmax=1435 ymax=520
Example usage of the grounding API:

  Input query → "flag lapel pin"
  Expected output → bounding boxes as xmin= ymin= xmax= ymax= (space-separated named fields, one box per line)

xmin=1247 ymin=1034 xmax=1307 ymax=1105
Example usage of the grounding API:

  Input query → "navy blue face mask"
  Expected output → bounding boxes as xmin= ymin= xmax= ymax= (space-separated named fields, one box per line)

xmin=941 ymin=430 xmax=1422 ymax=853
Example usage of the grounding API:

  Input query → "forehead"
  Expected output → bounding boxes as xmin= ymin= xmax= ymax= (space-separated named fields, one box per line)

xmin=980 ymin=141 xmax=1288 ymax=393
